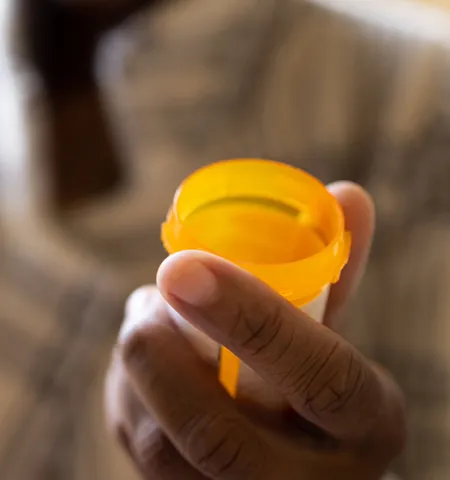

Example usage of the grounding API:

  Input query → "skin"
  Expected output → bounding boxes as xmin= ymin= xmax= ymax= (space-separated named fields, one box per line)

xmin=105 ymin=182 xmax=406 ymax=479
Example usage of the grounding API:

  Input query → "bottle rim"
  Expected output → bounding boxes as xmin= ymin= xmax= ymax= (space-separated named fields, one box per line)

xmin=162 ymin=159 xmax=351 ymax=303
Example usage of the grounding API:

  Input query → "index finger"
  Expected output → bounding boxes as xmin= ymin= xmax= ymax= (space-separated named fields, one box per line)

xmin=157 ymin=251 xmax=402 ymax=442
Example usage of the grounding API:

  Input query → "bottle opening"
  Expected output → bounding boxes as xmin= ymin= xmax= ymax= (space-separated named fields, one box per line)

xmin=162 ymin=159 xmax=351 ymax=302
xmin=184 ymin=196 xmax=326 ymax=264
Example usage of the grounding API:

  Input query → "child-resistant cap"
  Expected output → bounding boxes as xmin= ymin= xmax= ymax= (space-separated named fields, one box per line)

xmin=162 ymin=159 xmax=351 ymax=306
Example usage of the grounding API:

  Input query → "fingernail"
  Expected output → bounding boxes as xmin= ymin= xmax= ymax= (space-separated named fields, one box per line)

xmin=160 ymin=257 xmax=218 ymax=307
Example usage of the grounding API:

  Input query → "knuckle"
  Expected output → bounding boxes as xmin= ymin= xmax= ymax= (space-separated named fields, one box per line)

xmin=121 ymin=318 xmax=160 ymax=366
xmin=120 ymin=326 xmax=167 ymax=395
xmin=307 ymin=348 xmax=367 ymax=416
xmin=327 ymin=355 xmax=366 ymax=414
xmin=121 ymin=327 xmax=149 ymax=369
xmin=181 ymin=412 xmax=264 ymax=479
xmin=283 ymin=341 xmax=339 ymax=396
xmin=234 ymin=302 xmax=285 ymax=360
xmin=133 ymin=423 xmax=176 ymax=476
xmin=284 ymin=341 xmax=365 ymax=414
xmin=109 ymin=420 xmax=126 ymax=444
xmin=125 ymin=286 xmax=158 ymax=316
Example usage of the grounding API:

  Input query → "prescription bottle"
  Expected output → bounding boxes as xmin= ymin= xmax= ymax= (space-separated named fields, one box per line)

xmin=162 ymin=159 xmax=351 ymax=396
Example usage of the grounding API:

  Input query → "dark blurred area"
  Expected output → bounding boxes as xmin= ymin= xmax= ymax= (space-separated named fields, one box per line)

xmin=22 ymin=0 xmax=152 ymax=209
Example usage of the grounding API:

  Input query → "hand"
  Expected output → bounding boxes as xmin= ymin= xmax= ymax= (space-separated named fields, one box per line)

xmin=105 ymin=183 xmax=406 ymax=479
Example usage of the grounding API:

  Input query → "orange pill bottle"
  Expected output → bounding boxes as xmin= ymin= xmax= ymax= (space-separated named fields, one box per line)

xmin=162 ymin=159 xmax=351 ymax=396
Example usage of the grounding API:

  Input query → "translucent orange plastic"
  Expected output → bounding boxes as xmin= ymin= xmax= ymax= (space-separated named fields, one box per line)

xmin=161 ymin=159 xmax=351 ymax=396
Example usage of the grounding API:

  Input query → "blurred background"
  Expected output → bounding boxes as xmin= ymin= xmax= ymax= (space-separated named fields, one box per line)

xmin=0 ymin=1 xmax=449 ymax=479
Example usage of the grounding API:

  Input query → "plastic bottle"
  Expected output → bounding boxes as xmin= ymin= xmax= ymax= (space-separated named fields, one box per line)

xmin=162 ymin=159 xmax=351 ymax=397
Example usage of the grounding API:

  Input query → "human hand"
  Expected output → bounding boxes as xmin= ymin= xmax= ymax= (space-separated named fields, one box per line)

xmin=106 ymin=183 xmax=406 ymax=479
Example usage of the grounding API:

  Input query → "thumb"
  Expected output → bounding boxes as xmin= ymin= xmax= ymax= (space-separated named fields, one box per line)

xmin=324 ymin=182 xmax=375 ymax=328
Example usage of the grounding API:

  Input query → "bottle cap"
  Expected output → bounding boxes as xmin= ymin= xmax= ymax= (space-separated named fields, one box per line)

xmin=162 ymin=159 xmax=351 ymax=306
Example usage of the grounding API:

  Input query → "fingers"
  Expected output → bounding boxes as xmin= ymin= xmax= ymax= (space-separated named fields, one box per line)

xmin=106 ymin=344 xmax=205 ymax=479
xmin=157 ymin=251 xmax=394 ymax=441
xmin=324 ymin=182 xmax=375 ymax=327
xmin=118 ymin=290 xmax=269 ymax=480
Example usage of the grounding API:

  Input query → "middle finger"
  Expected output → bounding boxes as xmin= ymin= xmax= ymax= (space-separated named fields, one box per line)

xmin=119 ymin=293 xmax=270 ymax=480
